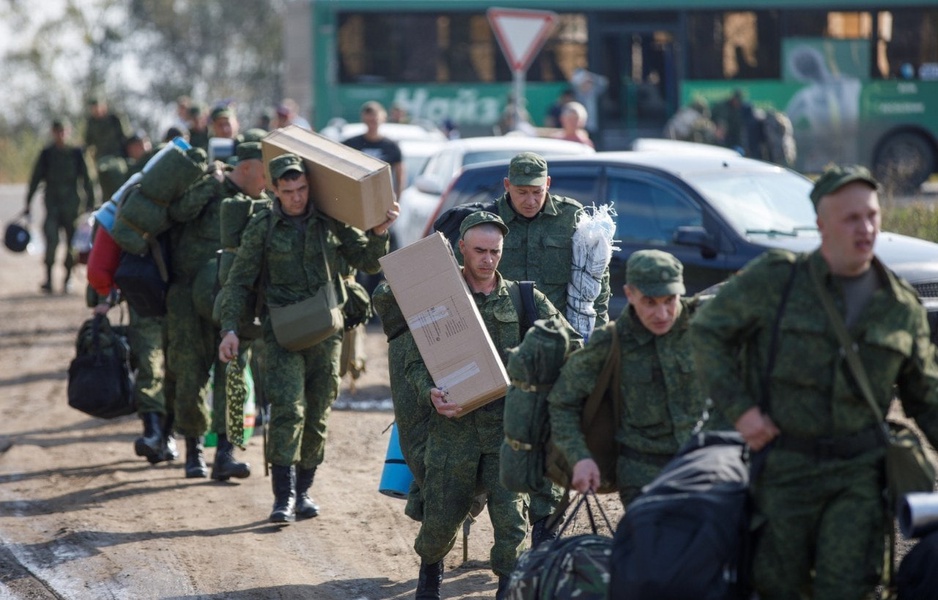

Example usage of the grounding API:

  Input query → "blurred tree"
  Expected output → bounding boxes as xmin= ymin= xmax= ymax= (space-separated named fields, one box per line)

xmin=0 ymin=0 xmax=285 ymax=181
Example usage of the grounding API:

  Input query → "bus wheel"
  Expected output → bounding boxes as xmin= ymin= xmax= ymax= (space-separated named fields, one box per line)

xmin=873 ymin=132 xmax=936 ymax=194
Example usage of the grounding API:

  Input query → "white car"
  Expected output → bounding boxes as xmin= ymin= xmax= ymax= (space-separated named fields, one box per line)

xmin=399 ymin=139 xmax=446 ymax=189
xmin=395 ymin=136 xmax=595 ymax=247
xmin=319 ymin=119 xmax=447 ymax=144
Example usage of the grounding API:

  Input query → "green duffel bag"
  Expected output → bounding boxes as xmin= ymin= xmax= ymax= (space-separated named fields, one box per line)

xmin=500 ymin=317 xmax=574 ymax=494
xmin=139 ymin=143 xmax=206 ymax=205
xmin=220 ymin=196 xmax=268 ymax=249
xmin=111 ymin=214 xmax=149 ymax=255
xmin=117 ymin=186 xmax=172 ymax=238
xmin=97 ymin=155 xmax=128 ymax=202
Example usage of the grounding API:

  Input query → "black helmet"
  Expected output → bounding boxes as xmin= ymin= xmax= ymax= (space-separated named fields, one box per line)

xmin=4 ymin=221 xmax=30 ymax=253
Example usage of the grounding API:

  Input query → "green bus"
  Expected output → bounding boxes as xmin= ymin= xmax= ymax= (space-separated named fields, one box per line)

xmin=285 ymin=0 xmax=938 ymax=189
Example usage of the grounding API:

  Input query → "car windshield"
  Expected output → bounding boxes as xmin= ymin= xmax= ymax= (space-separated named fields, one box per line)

xmin=688 ymin=170 xmax=818 ymax=236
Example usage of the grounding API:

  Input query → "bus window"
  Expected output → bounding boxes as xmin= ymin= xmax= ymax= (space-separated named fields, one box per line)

xmin=876 ymin=9 xmax=938 ymax=80
xmin=686 ymin=11 xmax=780 ymax=80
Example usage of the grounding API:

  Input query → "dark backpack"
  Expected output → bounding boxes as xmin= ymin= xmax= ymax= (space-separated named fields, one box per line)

xmin=507 ymin=493 xmax=614 ymax=600
xmin=897 ymin=529 xmax=938 ymax=600
xmin=432 ymin=201 xmax=497 ymax=249
xmin=113 ymin=233 xmax=171 ymax=318
xmin=610 ymin=431 xmax=754 ymax=600
xmin=67 ymin=314 xmax=136 ymax=419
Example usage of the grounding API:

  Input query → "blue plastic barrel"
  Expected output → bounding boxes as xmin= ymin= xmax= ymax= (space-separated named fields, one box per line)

xmin=379 ymin=423 xmax=414 ymax=499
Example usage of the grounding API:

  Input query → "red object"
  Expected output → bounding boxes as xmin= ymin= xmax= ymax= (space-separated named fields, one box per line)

xmin=86 ymin=228 xmax=121 ymax=298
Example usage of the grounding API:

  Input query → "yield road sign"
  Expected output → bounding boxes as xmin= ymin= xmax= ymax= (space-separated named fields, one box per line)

xmin=487 ymin=7 xmax=558 ymax=73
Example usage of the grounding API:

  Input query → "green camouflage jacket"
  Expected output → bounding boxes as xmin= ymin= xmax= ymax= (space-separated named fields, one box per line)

xmin=169 ymin=173 xmax=243 ymax=281
xmin=549 ymin=297 xmax=705 ymax=463
xmin=26 ymin=144 xmax=95 ymax=209
xmin=455 ymin=192 xmax=611 ymax=329
xmin=219 ymin=201 xmax=388 ymax=333
xmin=691 ymin=249 xmax=938 ymax=446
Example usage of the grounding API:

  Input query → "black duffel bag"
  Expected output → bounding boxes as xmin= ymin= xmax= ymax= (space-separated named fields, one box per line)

xmin=67 ymin=314 xmax=136 ymax=419
xmin=113 ymin=233 xmax=171 ymax=318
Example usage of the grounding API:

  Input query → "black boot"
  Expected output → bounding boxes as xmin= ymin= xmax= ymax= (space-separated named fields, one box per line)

xmin=496 ymin=574 xmax=510 ymax=600
xmin=415 ymin=560 xmax=443 ymax=599
xmin=184 ymin=437 xmax=208 ymax=478
xmin=295 ymin=466 xmax=320 ymax=519
xmin=157 ymin=413 xmax=178 ymax=463
xmin=211 ymin=434 xmax=251 ymax=481
xmin=531 ymin=516 xmax=558 ymax=549
xmin=40 ymin=266 xmax=53 ymax=294
xmin=134 ymin=412 xmax=164 ymax=461
xmin=269 ymin=465 xmax=296 ymax=524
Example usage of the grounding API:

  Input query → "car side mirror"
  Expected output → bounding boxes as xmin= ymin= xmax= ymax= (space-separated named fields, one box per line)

xmin=415 ymin=174 xmax=443 ymax=195
xmin=673 ymin=226 xmax=717 ymax=258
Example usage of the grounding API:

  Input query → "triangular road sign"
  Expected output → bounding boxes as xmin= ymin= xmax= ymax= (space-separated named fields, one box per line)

xmin=487 ymin=7 xmax=558 ymax=72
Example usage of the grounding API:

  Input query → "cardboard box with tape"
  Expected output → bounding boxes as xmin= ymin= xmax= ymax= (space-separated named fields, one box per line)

xmin=379 ymin=232 xmax=509 ymax=414
xmin=262 ymin=125 xmax=395 ymax=232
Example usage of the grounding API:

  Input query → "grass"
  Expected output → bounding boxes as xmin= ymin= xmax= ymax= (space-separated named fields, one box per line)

xmin=882 ymin=198 xmax=938 ymax=243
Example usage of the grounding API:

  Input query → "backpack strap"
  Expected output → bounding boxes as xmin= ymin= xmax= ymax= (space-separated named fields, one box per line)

xmin=507 ymin=280 xmax=538 ymax=341
xmin=582 ymin=320 xmax=621 ymax=429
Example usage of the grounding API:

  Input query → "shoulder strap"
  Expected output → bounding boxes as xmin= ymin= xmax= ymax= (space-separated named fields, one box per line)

xmin=255 ymin=213 xmax=277 ymax=319
xmin=506 ymin=280 xmax=538 ymax=341
xmin=761 ymin=255 xmax=802 ymax=413
xmin=808 ymin=257 xmax=890 ymax=434
xmin=582 ymin=321 xmax=621 ymax=429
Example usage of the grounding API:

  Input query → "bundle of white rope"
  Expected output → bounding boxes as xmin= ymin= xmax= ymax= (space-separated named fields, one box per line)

xmin=566 ymin=204 xmax=618 ymax=340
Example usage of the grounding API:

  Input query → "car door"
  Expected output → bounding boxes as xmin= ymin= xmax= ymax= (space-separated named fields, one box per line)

xmin=605 ymin=167 xmax=735 ymax=296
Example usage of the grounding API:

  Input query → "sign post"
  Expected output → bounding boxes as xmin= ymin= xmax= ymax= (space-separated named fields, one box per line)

xmin=487 ymin=7 xmax=558 ymax=132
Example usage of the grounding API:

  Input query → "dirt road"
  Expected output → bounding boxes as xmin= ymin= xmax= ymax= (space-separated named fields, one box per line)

xmin=2 ymin=184 xmax=608 ymax=600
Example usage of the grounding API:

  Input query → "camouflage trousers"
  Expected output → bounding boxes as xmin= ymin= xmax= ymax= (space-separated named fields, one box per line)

xmin=751 ymin=448 xmax=886 ymax=600
xmin=127 ymin=306 xmax=168 ymax=415
xmin=616 ymin=449 xmax=673 ymax=507
xmin=263 ymin=324 xmax=342 ymax=469
xmin=415 ymin=403 xmax=528 ymax=576
xmin=166 ymin=282 xmax=224 ymax=438
xmin=42 ymin=198 xmax=79 ymax=269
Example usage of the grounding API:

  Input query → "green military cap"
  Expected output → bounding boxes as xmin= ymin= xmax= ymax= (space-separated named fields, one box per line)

xmin=51 ymin=119 xmax=67 ymax=131
xmin=508 ymin=152 xmax=548 ymax=186
xmin=809 ymin=164 xmax=879 ymax=208
xmin=459 ymin=210 xmax=509 ymax=239
xmin=268 ymin=153 xmax=306 ymax=180
xmin=234 ymin=141 xmax=262 ymax=163
xmin=626 ymin=249 xmax=685 ymax=297
xmin=211 ymin=105 xmax=233 ymax=121
xmin=238 ymin=128 xmax=268 ymax=143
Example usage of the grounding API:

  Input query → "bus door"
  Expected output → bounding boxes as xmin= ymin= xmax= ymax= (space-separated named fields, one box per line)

xmin=594 ymin=24 xmax=679 ymax=144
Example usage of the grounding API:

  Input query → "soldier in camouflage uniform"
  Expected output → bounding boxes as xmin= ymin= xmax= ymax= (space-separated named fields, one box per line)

xmin=443 ymin=152 xmax=611 ymax=546
xmin=372 ymin=282 xmax=428 ymax=521
xmin=404 ymin=211 xmax=575 ymax=600
xmin=167 ymin=140 xmax=267 ymax=481
xmin=218 ymin=153 xmax=396 ymax=524
xmin=24 ymin=120 xmax=95 ymax=293
xmin=549 ymin=250 xmax=716 ymax=506
xmin=691 ymin=165 xmax=938 ymax=599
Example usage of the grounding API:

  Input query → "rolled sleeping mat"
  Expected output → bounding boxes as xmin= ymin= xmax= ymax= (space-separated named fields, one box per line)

xmin=379 ymin=423 xmax=414 ymax=499
xmin=138 ymin=142 xmax=207 ymax=205
xmin=110 ymin=187 xmax=170 ymax=255
xmin=899 ymin=492 xmax=938 ymax=539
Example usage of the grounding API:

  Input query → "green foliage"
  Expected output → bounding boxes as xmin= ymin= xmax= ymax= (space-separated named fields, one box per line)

xmin=0 ymin=123 xmax=44 ymax=184
xmin=882 ymin=202 xmax=938 ymax=243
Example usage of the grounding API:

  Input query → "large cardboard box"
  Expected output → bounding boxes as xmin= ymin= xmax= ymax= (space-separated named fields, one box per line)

xmin=262 ymin=125 xmax=394 ymax=232
xmin=380 ymin=232 xmax=509 ymax=414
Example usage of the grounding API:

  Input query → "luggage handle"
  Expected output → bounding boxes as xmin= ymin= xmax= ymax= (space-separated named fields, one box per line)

xmin=556 ymin=491 xmax=614 ymax=539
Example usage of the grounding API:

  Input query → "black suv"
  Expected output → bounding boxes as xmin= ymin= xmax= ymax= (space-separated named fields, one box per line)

xmin=424 ymin=151 xmax=938 ymax=326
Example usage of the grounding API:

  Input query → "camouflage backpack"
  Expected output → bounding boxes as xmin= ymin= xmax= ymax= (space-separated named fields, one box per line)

xmin=507 ymin=493 xmax=613 ymax=600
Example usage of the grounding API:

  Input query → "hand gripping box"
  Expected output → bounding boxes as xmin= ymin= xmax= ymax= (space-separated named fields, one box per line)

xmin=380 ymin=232 xmax=509 ymax=414
xmin=261 ymin=125 xmax=395 ymax=231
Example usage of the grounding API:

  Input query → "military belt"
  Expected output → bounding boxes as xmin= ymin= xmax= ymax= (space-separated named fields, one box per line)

xmin=509 ymin=379 xmax=553 ymax=393
xmin=505 ymin=436 xmax=534 ymax=452
xmin=777 ymin=424 xmax=882 ymax=461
